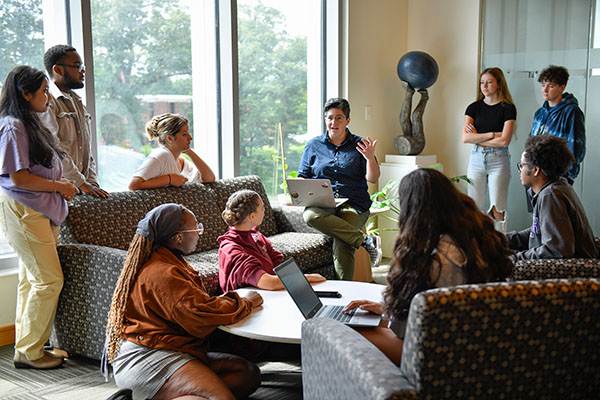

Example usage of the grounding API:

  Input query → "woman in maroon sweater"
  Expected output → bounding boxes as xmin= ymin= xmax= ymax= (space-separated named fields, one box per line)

xmin=218 ymin=189 xmax=325 ymax=291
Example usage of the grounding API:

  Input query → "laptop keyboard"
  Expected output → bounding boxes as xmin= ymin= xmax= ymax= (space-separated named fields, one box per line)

xmin=317 ymin=305 xmax=355 ymax=323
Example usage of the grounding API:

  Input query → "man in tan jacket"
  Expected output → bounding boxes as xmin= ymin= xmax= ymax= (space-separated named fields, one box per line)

xmin=41 ymin=44 xmax=108 ymax=198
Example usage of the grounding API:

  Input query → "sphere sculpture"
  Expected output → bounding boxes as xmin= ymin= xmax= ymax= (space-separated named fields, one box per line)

xmin=395 ymin=51 xmax=439 ymax=155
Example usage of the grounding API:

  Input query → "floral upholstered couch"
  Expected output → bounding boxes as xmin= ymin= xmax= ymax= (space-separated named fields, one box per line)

xmin=49 ymin=175 xmax=333 ymax=360
xmin=301 ymin=278 xmax=600 ymax=400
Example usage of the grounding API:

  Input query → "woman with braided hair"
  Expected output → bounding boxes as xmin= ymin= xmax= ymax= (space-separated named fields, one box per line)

xmin=218 ymin=189 xmax=325 ymax=291
xmin=104 ymin=203 xmax=262 ymax=399
xmin=129 ymin=113 xmax=215 ymax=190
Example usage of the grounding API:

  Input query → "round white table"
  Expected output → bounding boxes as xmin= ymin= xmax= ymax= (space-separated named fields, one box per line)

xmin=219 ymin=280 xmax=385 ymax=344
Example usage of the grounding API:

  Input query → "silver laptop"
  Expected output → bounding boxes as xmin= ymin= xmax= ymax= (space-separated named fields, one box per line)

xmin=286 ymin=178 xmax=348 ymax=208
xmin=274 ymin=258 xmax=381 ymax=327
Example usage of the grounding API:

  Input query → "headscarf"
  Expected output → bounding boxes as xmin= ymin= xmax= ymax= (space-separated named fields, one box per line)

xmin=135 ymin=203 xmax=182 ymax=251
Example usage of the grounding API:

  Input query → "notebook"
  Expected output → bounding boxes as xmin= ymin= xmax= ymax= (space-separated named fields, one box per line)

xmin=286 ymin=178 xmax=348 ymax=208
xmin=274 ymin=258 xmax=381 ymax=327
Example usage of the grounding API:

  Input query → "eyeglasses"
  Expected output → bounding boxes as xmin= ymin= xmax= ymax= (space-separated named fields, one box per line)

xmin=177 ymin=223 xmax=204 ymax=235
xmin=516 ymin=162 xmax=528 ymax=172
xmin=325 ymin=115 xmax=346 ymax=122
xmin=56 ymin=63 xmax=86 ymax=72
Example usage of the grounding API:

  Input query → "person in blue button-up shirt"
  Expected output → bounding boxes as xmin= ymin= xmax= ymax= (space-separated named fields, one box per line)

xmin=298 ymin=98 xmax=381 ymax=280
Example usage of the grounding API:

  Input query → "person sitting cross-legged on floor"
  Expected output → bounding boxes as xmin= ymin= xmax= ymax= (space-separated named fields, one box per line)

xmin=343 ymin=168 xmax=513 ymax=366
xmin=104 ymin=203 xmax=262 ymax=400
xmin=218 ymin=189 xmax=325 ymax=291
xmin=506 ymin=134 xmax=597 ymax=261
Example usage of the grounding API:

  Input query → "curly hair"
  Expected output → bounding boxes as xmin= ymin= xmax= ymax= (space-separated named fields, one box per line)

xmin=0 ymin=65 xmax=65 ymax=167
xmin=43 ymin=44 xmax=77 ymax=77
xmin=222 ymin=189 xmax=261 ymax=226
xmin=145 ymin=113 xmax=188 ymax=145
xmin=383 ymin=168 xmax=513 ymax=321
xmin=524 ymin=134 xmax=574 ymax=181
xmin=537 ymin=65 xmax=569 ymax=86
xmin=477 ymin=67 xmax=515 ymax=106
xmin=323 ymin=97 xmax=350 ymax=119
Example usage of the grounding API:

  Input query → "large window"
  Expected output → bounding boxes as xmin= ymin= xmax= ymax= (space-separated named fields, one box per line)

xmin=91 ymin=0 xmax=194 ymax=192
xmin=237 ymin=0 xmax=322 ymax=197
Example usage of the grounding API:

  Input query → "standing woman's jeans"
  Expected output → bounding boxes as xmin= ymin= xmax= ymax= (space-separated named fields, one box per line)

xmin=467 ymin=145 xmax=510 ymax=230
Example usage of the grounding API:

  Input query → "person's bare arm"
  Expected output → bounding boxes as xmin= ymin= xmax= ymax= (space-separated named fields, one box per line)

xmin=10 ymin=169 xmax=79 ymax=200
xmin=343 ymin=299 xmax=384 ymax=314
xmin=129 ymin=174 xmax=187 ymax=190
xmin=476 ymin=119 xmax=515 ymax=147
xmin=183 ymin=149 xmax=216 ymax=183
xmin=356 ymin=137 xmax=380 ymax=183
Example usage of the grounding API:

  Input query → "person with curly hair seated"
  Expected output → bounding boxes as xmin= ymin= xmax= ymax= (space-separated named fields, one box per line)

xmin=343 ymin=168 xmax=513 ymax=366
xmin=507 ymin=134 xmax=597 ymax=261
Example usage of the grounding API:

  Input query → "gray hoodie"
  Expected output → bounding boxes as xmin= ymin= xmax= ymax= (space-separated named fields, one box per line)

xmin=507 ymin=178 xmax=597 ymax=261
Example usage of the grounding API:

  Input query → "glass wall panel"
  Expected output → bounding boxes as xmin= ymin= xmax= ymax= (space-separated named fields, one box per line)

xmin=481 ymin=0 xmax=594 ymax=232
xmin=90 ymin=0 xmax=194 ymax=192
xmin=237 ymin=0 xmax=321 ymax=198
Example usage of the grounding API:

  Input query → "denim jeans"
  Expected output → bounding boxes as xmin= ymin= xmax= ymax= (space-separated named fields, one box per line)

xmin=467 ymin=145 xmax=510 ymax=229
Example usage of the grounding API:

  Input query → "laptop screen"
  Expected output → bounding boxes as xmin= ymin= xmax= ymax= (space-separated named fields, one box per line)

xmin=274 ymin=258 xmax=322 ymax=319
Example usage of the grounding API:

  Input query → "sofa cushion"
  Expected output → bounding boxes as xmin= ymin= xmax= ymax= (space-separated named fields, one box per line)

xmin=184 ymin=249 xmax=221 ymax=296
xmin=400 ymin=279 xmax=600 ymax=399
xmin=268 ymin=232 xmax=333 ymax=272
xmin=59 ymin=184 xmax=222 ymax=252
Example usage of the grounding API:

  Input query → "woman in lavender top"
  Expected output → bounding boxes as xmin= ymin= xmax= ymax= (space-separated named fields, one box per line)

xmin=0 ymin=65 xmax=79 ymax=369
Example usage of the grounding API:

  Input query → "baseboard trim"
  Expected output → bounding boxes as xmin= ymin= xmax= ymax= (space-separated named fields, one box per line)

xmin=0 ymin=324 xmax=15 ymax=346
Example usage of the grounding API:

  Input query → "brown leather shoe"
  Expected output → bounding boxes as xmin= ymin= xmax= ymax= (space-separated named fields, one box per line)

xmin=14 ymin=350 xmax=64 ymax=369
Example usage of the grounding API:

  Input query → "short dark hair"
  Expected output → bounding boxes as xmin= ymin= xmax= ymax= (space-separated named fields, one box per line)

xmin=44 ymin=44 xmax=77 ymax=76
xmin=524 ymin=134 xmax=574 ymax=180
xmin=323 ymin=97 xmax=350 ymax=119
xmin=538 ymin=65 xmax=569 ymax=86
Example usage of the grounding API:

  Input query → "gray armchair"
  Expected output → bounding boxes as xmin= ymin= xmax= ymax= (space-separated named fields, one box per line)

xmin=301 ymin=279 xmax=600 ymax=400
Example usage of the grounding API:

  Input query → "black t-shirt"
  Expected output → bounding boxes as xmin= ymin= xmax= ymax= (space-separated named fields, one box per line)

xmin=465 ymin=100 xmax=516 ymax=135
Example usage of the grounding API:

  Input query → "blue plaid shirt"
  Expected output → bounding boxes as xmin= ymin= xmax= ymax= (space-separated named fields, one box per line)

xmin=297 ymin=129 xmax=372 ymax=213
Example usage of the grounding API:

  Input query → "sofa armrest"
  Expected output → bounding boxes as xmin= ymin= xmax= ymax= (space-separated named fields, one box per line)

xmin=511 ymin=258 xmax=600 ymax=281
xmin=301 ymin=318 xmax=418 ymax=400
xmin=50 ymin=244 xmax=128 ymax=360
xmin=272 ymin=205 xmax=320 ymax=234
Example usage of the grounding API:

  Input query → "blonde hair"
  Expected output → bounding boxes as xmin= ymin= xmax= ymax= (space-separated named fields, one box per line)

xmin=222 ymin=190 xmax=261 ymax=226
xmin=144 ymin=113 xmax=188 ymax=145
xmin=477 ymin=67 xmax=515 ymax=106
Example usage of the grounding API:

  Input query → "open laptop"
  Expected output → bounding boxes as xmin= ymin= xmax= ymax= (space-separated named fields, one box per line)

xmin=274 ymin=258 xmax=381 ymax=327
xmin=286 ymin=178 xmax=348 ymax=208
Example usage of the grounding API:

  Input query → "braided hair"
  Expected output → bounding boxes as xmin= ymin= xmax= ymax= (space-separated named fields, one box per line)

xmin=222 ymin=189 xmax=261 ymax=226
xmin=105 ymin=204 xmax=189 ymax=363
xmin=145 ymin=113 xmax=188 ymax=145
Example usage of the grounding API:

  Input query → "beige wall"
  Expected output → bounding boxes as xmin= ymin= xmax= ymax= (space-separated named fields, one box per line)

xmin=345 ymin=0 xmax=408 ymax=192
xmin=346 ymin=0 xmax=481 ymax=191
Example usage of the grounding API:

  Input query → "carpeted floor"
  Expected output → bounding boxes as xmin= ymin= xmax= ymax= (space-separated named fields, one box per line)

xmin=0 ymin=345 xmax=302 ymax=400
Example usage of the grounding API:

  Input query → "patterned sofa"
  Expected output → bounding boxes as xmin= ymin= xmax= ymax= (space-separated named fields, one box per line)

xmin=50 ymin=175 xmax=334 ymax=360
xmin=301 ymin=279 xmax=600 ymax=400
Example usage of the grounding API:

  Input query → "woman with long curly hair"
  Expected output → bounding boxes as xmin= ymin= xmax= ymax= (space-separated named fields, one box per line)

xmin=344 ymin=168 xmax=513 ymax=365
xmin=104 ymin=203 xmax=262 ymax=399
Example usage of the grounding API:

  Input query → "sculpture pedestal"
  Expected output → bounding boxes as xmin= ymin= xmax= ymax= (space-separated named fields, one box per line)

xmin=378 ymin=154 xmax=443 ymax=258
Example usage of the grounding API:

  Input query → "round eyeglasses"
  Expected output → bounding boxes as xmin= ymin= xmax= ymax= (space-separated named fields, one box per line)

xmin=516 ymin=161 xmax=528 ymax=172
xmin=177 ymin=222 xmax=204 ymax=235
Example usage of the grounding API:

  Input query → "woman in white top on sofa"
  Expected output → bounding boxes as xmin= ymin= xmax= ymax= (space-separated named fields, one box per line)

xmin=129 ymin=113 xmax=215 ymax=190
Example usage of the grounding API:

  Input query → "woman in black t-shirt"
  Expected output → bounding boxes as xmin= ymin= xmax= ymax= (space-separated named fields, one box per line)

xmin=462 ymin=67 xmax=516 ymax=231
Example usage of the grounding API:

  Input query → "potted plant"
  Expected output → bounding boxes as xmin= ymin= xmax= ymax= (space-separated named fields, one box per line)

xmin=365 ymin=172 xmax=471 ymax=236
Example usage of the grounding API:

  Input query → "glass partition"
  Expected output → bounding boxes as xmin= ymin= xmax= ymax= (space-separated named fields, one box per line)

xmin=481 ymin=0 xmax=596 ymax=233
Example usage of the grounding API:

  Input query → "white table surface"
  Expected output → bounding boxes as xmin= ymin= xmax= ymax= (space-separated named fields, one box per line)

xmin=219 ymin=280 xmax=386 ymax=344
